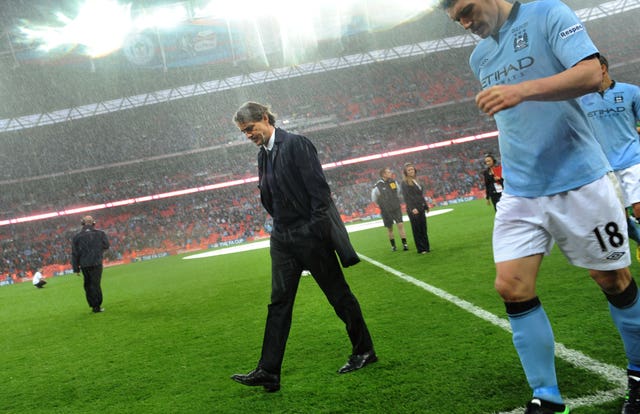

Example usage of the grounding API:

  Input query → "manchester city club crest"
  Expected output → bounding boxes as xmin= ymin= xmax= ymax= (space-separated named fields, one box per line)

xmin=513 ymin=29 xmax=529 ymax=52
xmin=615 ymin=93 xmax=624 ymax=103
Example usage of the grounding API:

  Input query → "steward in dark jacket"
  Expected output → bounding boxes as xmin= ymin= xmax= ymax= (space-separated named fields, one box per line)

xmin=71 ymin=215 xmax=109 ymax=313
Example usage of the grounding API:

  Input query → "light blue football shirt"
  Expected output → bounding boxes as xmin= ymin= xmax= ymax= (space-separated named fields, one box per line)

xmin=580 ymin=81 xmax=640 ymax=170
xmin=469 ymin=1 xmax=610 ymax=197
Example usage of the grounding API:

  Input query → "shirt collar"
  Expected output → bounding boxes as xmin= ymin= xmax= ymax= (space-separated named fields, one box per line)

xmin=600 ymin=79 xmax=616 ymax=96
xmin=263 ymin=129 xmax=276 ymax=151
xmin=506 ymin=1 xmax=521 ymax=25
xmin=492 ymin=1 xmax=520 ymax=41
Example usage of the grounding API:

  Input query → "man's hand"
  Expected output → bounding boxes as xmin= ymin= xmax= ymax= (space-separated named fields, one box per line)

xmin=476 ymin=58 xmax=601 ymax=116
xmin=476 ymin=84 xmax=524 ymax=116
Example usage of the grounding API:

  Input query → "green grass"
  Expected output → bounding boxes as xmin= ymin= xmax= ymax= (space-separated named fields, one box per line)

xmin=1 ymin=199 xmax=636 ymax=413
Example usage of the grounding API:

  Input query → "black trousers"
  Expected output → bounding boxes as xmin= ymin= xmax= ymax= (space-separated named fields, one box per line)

xmin=259 ymin=224 xmax=374 ymax=374
xmin=408 ymin=210 xmax=430 ymax=253
xmin=81 ymin=265 xmax=103 ymax=309
xmin=489 ymin=193 xmax=502 ymax=211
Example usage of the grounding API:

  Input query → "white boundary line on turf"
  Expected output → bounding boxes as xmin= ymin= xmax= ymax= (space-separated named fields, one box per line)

xmin=183 ymin=209 xmax=454 ymax=260
xmin=357 ymin=254 xmax=626 ymax=414
xmin=184 ymin=207 xmax=626 ymax=411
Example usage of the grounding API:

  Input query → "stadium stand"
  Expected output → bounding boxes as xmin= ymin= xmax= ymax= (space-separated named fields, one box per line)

xmin=1 ymin=5 xmax=639 ymax=284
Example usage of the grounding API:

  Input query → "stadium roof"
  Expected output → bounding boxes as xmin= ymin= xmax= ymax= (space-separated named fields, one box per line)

xmin=0 ymin=0 xmax=638 ymax=132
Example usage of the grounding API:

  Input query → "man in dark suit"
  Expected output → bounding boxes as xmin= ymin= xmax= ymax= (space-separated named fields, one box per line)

xmin=71 ymin=215 xmax=110 ymax=313
xmin=230 ymin=101 xmax=376 ymax=392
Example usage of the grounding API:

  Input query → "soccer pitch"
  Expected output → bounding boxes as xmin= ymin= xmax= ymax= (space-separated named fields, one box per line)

xmin=0 ymin=200 xmax=634 ymax=413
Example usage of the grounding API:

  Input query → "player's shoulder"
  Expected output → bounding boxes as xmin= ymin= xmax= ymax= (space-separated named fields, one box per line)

xmin=525 ymin=0 xmax=569 ymax=13
xmin=616 ymin=82 xmax=640 ymax=93
xmin=519 ymin=0 xmax=575 ymax=27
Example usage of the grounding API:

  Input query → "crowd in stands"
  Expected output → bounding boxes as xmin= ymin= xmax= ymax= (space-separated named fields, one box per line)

xmin=1 ymin=100 xmax=494 ymax=216
xmin=1 ymin=51 xmax=479 ymax=182
xmin=0 ymin=135 xmax=499 ymax=283
xmin=1 ymin=8 xmax=639 ymax=283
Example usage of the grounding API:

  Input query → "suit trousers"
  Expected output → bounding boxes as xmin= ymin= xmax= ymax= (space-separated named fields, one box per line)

xmin=408 ymin=210 xmax=430 ymax=253
xmin=81 ymin=265 xmax=103 ymax=309
xmin=489 ymin=193 xmax=502 ymax=211
xmin=259 ymin=224 xmax=374 ymax=374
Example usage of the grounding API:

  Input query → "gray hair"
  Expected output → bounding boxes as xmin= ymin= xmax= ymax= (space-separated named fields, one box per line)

xmin=233 ymin=101 xmax=276 ymax=126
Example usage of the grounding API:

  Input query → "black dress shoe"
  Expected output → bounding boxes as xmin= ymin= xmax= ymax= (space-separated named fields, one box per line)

xmin=231 ymin=367 xmax=280 ymax=392
xmin=338 ymin=351 xmax=378 ymax=374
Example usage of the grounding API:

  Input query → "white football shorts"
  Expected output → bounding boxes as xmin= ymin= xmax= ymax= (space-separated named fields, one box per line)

xmin=493 ymin=173 xmax=630 ymax=270
xmin=614 ymin=163 xmax=640 ymax=208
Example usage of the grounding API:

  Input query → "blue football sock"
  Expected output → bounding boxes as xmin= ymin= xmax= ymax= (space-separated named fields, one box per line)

xmin=609 ymin=293 xmax=640 ymax=369
xmin=509 ymin=304 xmax=563 ymax=405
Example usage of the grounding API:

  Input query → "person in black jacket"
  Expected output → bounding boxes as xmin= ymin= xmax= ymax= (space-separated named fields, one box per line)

xmin=483 ymin=154 xmax=503 ymax=211
xmin=400 ymin=163 xmax=430 ymax=254
xmin=230 ymin=101 xmax=376 ymax=392
xmin=71 ymin=215 xmax=110 ymax=313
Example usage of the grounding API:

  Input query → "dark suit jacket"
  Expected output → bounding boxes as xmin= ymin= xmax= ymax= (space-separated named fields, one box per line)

xmin=483 ymin=167 xmax=504 ymax=201
xmin=71 ymin=226 xmax=110 ymax=272
xmin=257 ymin=128 xmax=359 ymax=267
xmin=401 ymin=180 xmax=428 ymax=214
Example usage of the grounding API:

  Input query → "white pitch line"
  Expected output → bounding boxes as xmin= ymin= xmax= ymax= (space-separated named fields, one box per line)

xmin=183 ymin=208 xmax=625 ymax=411
xmin=357 ymin=254 xmax=626 ymax=413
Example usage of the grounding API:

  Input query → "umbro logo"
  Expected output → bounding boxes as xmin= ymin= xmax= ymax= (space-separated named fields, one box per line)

xmin=606 ymin=251 xmax=626 ymax=260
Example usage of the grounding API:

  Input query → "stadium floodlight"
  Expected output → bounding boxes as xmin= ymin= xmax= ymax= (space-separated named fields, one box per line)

xmin=134 ymin=3 xmax=188 ymax=31
xmin=19 ymin=0 xmax=209 ymax=58
xmin=18 ymin=0 xmax=189 ymax=58
xmin=20 ymin=0 xmax=133 ymax=58
xmin=193 ymin=0 xmax=435 ymax=41
xmin=18 ymin=0 xmax=437 ymax=59
xmin=193 ymin=0 xmax=435 ymax=23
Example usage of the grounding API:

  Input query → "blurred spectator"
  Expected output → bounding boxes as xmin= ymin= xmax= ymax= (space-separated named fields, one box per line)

xmin=32 ymin=268 xmax=46 ymax=288
xmin=483 ymin=153 xmax=503 ymax=211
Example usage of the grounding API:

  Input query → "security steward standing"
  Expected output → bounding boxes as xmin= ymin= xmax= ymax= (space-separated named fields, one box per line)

xmin=71 ymin=215 xmax=110 ymax=313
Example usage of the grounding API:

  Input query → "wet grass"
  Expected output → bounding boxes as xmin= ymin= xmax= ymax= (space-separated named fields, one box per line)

xmin=0 ymin=199 xmax=635 ymax=413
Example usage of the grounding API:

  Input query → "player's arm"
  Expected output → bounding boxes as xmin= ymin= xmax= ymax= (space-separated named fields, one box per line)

xmin=476 ymin=55 xmax=601 ymax=116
